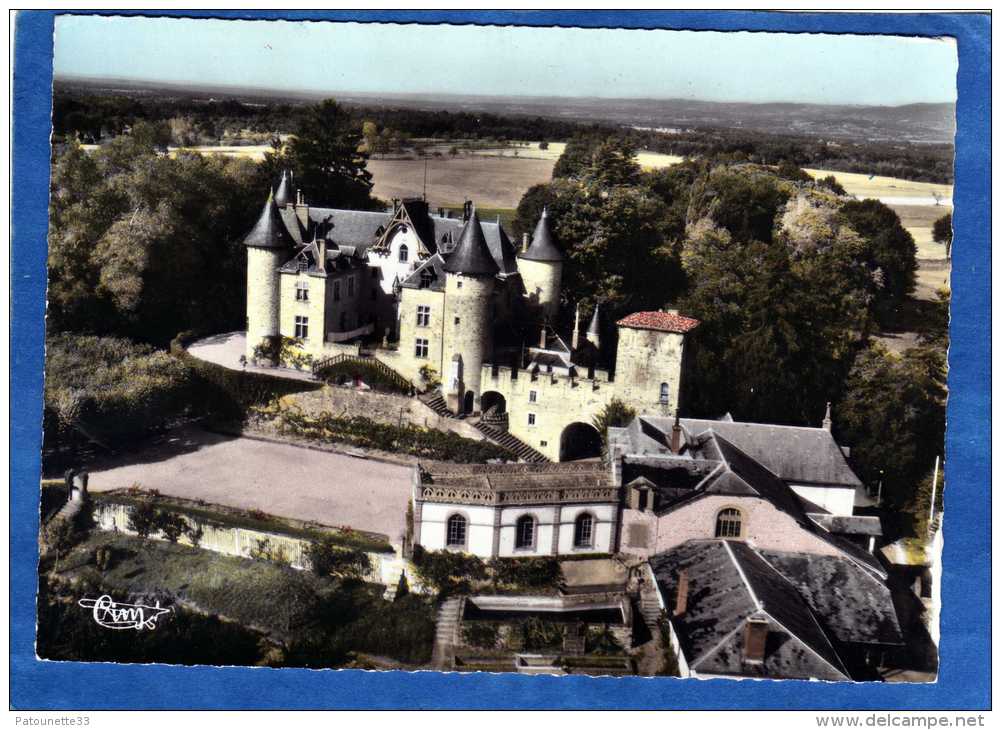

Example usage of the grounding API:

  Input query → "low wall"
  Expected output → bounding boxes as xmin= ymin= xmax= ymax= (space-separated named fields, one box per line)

xmin=92 ymin=500 xmax=418 ymax=590
xmin=286 ymin=385 xmax=485 ymax=441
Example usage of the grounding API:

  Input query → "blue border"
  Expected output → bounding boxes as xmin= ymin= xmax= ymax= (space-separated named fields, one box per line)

xmin=11 ymin=10 xmax=990 ymax=710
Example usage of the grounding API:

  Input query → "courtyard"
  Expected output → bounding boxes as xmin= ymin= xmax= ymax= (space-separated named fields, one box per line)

xmin=84 ymin=426 xmax=414 ymax=543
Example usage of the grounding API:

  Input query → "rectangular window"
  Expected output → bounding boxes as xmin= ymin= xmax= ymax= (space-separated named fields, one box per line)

xmin=414 ymin=338 xmax=429 ymax=358
xmin=333 ymin=280 xmax=341 ymax=301
xmin=348 ymin=276 xmax=355 ymax=297
xmin=295 ymin=281 xmax=309 ymax=301
xmin=528 ymin=413 xmax=536 ymax=426
xmin=416 ymin=305 xmax=431 ymax=327
xmin=454 ymin=316 xmax=460 ymax=325
xmin=529 ymin=390 xmax=537 ymax=403
xmin=294 ymin=315 xmax=309 ymax=339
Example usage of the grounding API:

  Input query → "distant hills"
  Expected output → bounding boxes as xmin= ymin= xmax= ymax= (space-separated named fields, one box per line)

xmin=56 ymin=75 xmax=956 ymax=145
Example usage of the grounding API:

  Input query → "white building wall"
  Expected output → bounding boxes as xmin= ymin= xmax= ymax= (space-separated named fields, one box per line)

xmin=790 ymin=484 xmax=856 ymax=516
xmin=496 ymin=505 xmax=559 ymax=557
xmin=371 ymin=227 xmax=424 ymax=296
xmin=557 ymin=503 xmax=617 ymax=554
xmin=416 ymin=501 xmax=616 ymax=557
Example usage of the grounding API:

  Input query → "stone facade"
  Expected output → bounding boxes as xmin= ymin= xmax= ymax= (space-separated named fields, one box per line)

xmin=518 ymin=256 xmax=562 ymax=321
xmin=440 ymin=273 xmax=494 ymax=413
xmin=245 ymin=246 xmax=285 ymax=359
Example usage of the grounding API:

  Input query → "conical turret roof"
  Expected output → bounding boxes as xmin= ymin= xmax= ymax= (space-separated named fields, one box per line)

xmin=587 ymin=303 xmax=601 ymax=335
xmin=243 ymin=191 xmax=296 ymax=250
xmin=442 ymin=209 xmax=500 ymax=276
xmin=489 ymin=222 xmax=520 ymax=275
xmin=520 ymin=208 xmax=563 ymax=262
xmin=274 ymin=170 xmax=294 ymax=207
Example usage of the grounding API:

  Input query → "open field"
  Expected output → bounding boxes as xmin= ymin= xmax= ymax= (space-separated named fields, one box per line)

xmin=369 ymin=155 xmax=553 ymax=210
xmin=804 ymin=168 xmax=953 ymax=206
xmin=85 ymin=426 xmax=413 ymax=541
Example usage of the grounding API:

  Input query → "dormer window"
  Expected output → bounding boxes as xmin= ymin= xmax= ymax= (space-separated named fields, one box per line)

xmin=659 ymin=382 xmax=670 ymax=404
xmin=399 ymin=244 xmax=409 ymax=263
xmin=420 ymin=268 xmax=434 ymax=289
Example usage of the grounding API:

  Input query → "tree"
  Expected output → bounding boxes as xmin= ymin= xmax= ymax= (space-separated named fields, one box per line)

xmin=839 ymin=199 xmax=918 ymax=310
xmin=127 ymin=499 xmax=160 ymax=541
xmin=306 ymin=539 xmax=372 ymax=580
xmin=932 ymin=212 xmax=953 ymax=259
xmin=834 ymin=342 xmax=946 ymax=510
xmin=551 ymin=133 xmax=604 ymax=180
xmin=279 ymin=99 xmax=378 ymax=210
xmin=592 ymin=399 xmax=637 ymax=451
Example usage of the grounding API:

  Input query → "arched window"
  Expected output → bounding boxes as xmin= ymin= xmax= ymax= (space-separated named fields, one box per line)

xmin=515 ymin=515 xmax=535 ymax=550
xmin=398 ymin=244 xmax=409 ymax=263
xmin=715 ymin=508 xmax=743 ymax=538
xmin=446 ymin=514 xmax=467 ymax=548
xmin=573 ymin=513 xmax=594 ymax=549
xmin=659 ymin=382 xmax=670 ymax=404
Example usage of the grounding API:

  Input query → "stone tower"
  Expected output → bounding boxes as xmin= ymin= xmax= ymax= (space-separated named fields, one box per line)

xmin=518 ymin=208 xmax=563 ymax=322
xmin=244 ymin=190 xmax=295 ymax=360
xmin=612 ymin=310 xmax=700 ymax=416
xmin=441 ymin=209 xmax=499 ymax=414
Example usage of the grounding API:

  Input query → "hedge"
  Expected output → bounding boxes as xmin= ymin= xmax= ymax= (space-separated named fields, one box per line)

xmin=261 ymin=402 xmax=512 ymax=464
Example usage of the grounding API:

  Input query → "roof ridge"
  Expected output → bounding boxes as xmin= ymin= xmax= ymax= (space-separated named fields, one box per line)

xmin=722 ymin=539 xmax=763 ymax=611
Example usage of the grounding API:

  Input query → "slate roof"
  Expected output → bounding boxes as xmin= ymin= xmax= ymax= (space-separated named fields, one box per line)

xmin=442 ymin=210 xmax=501 ymax=276
xmin=641 ymin=416 xmax=863 ymax=488
xmin=244 ymin=193 xmax=296 ymax=250
xmin=651 ymin=540 xmax=849 ymax=680
xmin=760 ymin=550 xmax=904 ymax=647
xmin=400 ymin=253 xmax=447 ymax=292
xmin=809 ymin=514 xmax=883 ymax=537
xmin=616 ymin=311 xmax=701 ymax=334
xmin=520 ymin=209 xmax=563 ymax=262
xmin=273 ymin=171 xmax=294 ymax=207
xmin=488 ymin=222 xmax=520 ymax=276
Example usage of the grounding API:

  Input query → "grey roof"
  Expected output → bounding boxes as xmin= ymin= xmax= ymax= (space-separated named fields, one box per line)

xmin=643 ymin=416 xmax=863 ymax=488
xmin=400 ymin=253 xmax=447 ymax=292
xmin=442 ymin=210 xmax=500 ymax=276
xmin=651 ymin=540 xmax=848 ymax=681
xmin=520 ymin=209 xmax=563 ymax=262
xmin=306 ymin=207 xmax=392 ymax=253
xmin=760 ymin=550 xmax=903 ymax=647
xmin=244 ymin=193 xmax=296 ymax=250
xmin=488 ymin=223 xmax=520 ymax=276
xmin=809 ymin=514 xmax=883 ymax=537
xmin=274 ymin=171 xmax=294 ymax=207
xmin=587 ymin=304 xmax=601 ymax=335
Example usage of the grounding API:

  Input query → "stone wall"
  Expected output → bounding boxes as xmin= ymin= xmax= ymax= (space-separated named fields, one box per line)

xmin=245 ymin=247 xmax=285 ymax=359
xmin=619 ymin=494 xmax=849 ymax=560
xmin=285 ymin=384 xmax=485 ymax=441
xmin=518 ymin=257 xmax=562 ymax=321
xmin=92 ymin=500 xmax=414 ymax=588
xmin=442 ymin=273 xmax=494 ymax=412
xmin=612 ymin=327 xmax=685 ymax=416
xmin=396 ymin=286 xmax=447 ymax=386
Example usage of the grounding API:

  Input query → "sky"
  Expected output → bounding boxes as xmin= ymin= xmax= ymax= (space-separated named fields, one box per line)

xmin=53 ymin=15 xmax=958 ymax=106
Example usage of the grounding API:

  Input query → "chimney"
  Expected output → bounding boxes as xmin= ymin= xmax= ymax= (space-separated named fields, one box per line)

xmin=572 ymin=303 xmax=581 ymax=350
xmin=743 ymin=616 xmax=769 ymax=663
xmin=522 ymin=232 xmax=530 ymax=253
xmin=539 ymin=326 xmax=547 ymax=349
xmin=316 ymin=238 xmax=327 ymax=274
xmin=822 ymin=401 xmax=833 ymax=432
xmin=673 ymin=569 xmax=689 ymax=616
xmin=438 ymin=207 xmax=444 ymax=218
xmin=671 ymin=411 xmax=683 ymax=453
xmin=462 ymin=200 xmax=472 ymax=222
xmin=295 ymin=190 xmax=309 ymax=229
xmin=392 ymin=198 xmax=401 ymax=213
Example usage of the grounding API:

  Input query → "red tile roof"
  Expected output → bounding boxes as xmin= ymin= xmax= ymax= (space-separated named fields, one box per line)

xmin=616 ymin=310 xmax=700 ymax=334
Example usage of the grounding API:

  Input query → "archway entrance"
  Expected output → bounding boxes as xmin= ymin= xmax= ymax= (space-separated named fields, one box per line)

xmin=559 ymin=422 xmax=603 ymax=462
xmin=480 ymin=391 xmax=507 ymax=416
xmin=463 ymin=391 xmax=475 ymax=415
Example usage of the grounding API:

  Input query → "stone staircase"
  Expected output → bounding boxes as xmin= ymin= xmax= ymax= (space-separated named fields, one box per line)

xmin=638 ymin=584 xmax=665 ymax=639
xmin=474 ymin=421 xmax=549 ymax=463
xmin=420 ymin=391 xmax=454 ymax=419
xmin=431 ymin=596 xmax=464 ymax=669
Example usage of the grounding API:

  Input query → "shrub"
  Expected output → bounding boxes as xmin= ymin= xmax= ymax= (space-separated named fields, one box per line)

xmin=127 ymin=500 xmax=160 ymax=540
xmin=462 ymin=622 xmax=500 ymax=650
xmin=488 ymin=557 xmax=562 ymax=590
xmin=412 ymin=545 xmax=487 ymax=595
xmin=157 ymin=511 xmax=188 ymax=543
xmin=250 ymin=538 xmax=291 ymax=565
xmin=262 ymin=403 xmax=512 ymax=463
xmin=306 ymin=538 xmax=372 ymax=580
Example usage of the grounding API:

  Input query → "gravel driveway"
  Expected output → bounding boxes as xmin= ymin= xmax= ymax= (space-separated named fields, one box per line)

xmin=85 ymin=427 xmax=413 ymax=542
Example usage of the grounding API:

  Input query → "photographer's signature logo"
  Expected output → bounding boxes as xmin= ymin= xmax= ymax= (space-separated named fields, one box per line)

xmin=78 ymin=595 xmax=171 ymax=630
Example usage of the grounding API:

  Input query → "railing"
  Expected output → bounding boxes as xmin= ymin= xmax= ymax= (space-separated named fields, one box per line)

xmin=312 ymin=352 xmax=416 ymax=395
